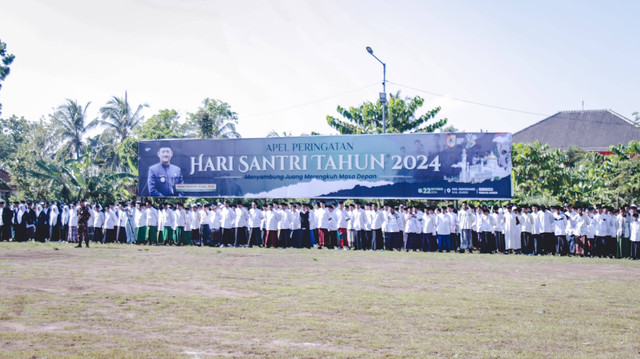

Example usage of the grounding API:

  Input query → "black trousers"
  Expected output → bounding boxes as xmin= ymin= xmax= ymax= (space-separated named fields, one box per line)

xmin=249 ymin=227 xmax=262 ymax=247
xmin=0 ymin=224 xmax=11 ymax=241
xmin=521 ymin=232 xmax=532 ymax=254
xmin=301 ymin=229 xmax=311 ymax=248
xmin=234 ymin=227 xmax=248 ymax=246
xmin=494 ymin=232 xmax=505 ymax=253
xmin=278 ymin=229 xmax=291 ymax=247
xmin=93 ymin=227 xmax=103 ymax=243
xmin=371 ymin=229 xmax=383 ymax=250
xmin=222 ymin=227 xmax=234 ymax=246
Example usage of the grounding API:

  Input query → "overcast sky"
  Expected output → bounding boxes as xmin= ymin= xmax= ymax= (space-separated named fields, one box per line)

xmin=1 ymin=0 xmax=638 ymax=138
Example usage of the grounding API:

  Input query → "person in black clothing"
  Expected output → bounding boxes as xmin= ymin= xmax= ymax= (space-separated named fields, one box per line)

xmin=1 ymin=200 xmax=13 ymax=241
xmin=35 ymin=204 xmax=49 ymax=242
xmin=300 ymin=204 xmax=311 ymax=249
xmin=24 ymin=202 xmax=37 ymax=241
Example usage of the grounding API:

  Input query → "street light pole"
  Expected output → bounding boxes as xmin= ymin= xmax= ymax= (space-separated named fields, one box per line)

xmin=366 ymin=46 xmax=387 ymax=134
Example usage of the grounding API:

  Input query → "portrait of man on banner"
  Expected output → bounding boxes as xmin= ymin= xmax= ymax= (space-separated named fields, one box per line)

xmin=147 ymin=143 xmax=184 ymax=197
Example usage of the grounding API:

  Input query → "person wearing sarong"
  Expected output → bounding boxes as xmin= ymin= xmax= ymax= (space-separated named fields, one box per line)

xmin=145 ymin=202 xmax=158 ymax=245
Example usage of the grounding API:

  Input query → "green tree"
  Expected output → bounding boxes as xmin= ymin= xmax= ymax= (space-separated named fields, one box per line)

xmin=186 ymin=98 xmax=240 ymax=139
xmin=0 ymin=115 xmax=30 ymax=169
xmin=0 ymin=38 xmax=15 ymax=116
xmin=326 ymin=93 xmax=447 ymax=134
xmin=99 ymin=91 xmax=148 ymax=143
xmin=51 ymin=99 xmax=97 ymax=159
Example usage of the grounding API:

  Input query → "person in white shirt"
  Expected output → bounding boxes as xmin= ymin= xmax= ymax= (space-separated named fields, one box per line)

xmin=370 ymin=203 xmax=385 ymax=250
xmin=316 ymin=201 xmax=330 ymax=249
xmin=189 ymin=204 xmax=200 ymax=246
xmin=629 ymin=212 xmax=640 ymax=260
xmin=551 ymin=206 xmax=567 ymax=255
xmin=520 ymin=206 xmax=534 ymax=254
xmin=134 ymin=202 xmax=147 ymax=244
xmin=145 ymin=202 xmax=159 ymax=245
xmin=565 ymin=205 xmax=579 ymax=255
xmin=174 ymin=203 xmax=187 ymax=245
xmin=435 ymin=207 xmax=452 ymax=252
xmin=220 ymin=200 xmax=236 ymax=247
xmin=277 ymin=203 xmax=292 ymax=248
xmin=480 ymin=207 xmax=495 ymax=253
xmin=335 ymin=202 xmax=349 ymax=249
xmin=264 ymin=204 xmax=280 ymax=248
xmin=248 ymin=201 xmax=264 ymax=248
xmin=183 ymin=205 xmax=193 ymax=245
xmin=422 ymin=207 xmax=437 ymax=252
xmin=346 ymin=204 xmax=355 ymax=249
xmin=491 ymin=206 xmax=505 ymax=254
xmin=405 ymin=207 xmax=421 ymax=251
xmin=384 ymin=206 xmax=400 ymax=250
xmin=197 ymin=204 xmax=211 ymax=246
xmin=327 ymin=205 xmax=339 ymax=249
xmin=530 ymin=205 xmax=542 ymax=255
xmin=290 ymin=204 xmax=302 ymax=248
xmin=541 ymin=205 xmax=555 ymax=255
xmin=504 ymin=206 xmax=520 ymax=253
xmin=351 ymin=203 xmax=364 ymax=250
xmin=103 ymin=204 xmax=118 ymax=243
xmin=234 ymin=201 xmax=250 ymax=247
xmin=457 ymin=202 xmax=476 ymax=253
xmin=161 ymin=204 xmax=176 ymax=245
xmin=210 ymin=204 xmax=222 ymax=246
xmin=616 ymin=207 xmax=631 ymax=259
xmin=593 ymin=206 xmax=610 ymax=257
xmin=92 ymin=204 xmax=104 ymax=244
xmin=363 ymin=204 xmax=372 ymax=250
xmin=68 ymin=203 xmax=78 ymax=243
xmin=574 ymin=207 xmax=591 ymax=256
xmin=116 ymin=202 xmax=129 ymax=244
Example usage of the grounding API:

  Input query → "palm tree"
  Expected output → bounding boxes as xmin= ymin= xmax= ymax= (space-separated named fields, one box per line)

xmin=99 ymin=91 xmax=148 ymax=143
xmin=188 ymin=98 xmax=240 ymax=139
xmin=266 ymin=130 xmax=293 ymax=138
xmin=51 ymin=99 xmax=97 ymax=159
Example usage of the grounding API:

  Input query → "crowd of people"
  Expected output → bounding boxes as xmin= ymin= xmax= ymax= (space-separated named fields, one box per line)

xmin=1 ymin=198 xmax=639 ymax=259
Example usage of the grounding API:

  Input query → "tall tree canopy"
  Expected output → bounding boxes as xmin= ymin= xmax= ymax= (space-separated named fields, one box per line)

xmin=326 ymin=93 xmax=447 ymax=134
xmin=186 ymin=98 xmax=240 ymax=139
xmin=51 ymin=99 xmax=97 ymax=159
xmin=99 ymin=91 xmax=148 ymax=143
xmin=0 ymin=38 xmax=16 ymax=115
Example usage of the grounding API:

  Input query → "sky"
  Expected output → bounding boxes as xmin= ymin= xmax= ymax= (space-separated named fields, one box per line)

xmin=1 ymin=0 xmax=638 ymax=138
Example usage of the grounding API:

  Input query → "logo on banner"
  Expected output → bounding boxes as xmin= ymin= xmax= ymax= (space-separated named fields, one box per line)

xmin=446 ymin=135 xmax=456 ymax=148
xmin=465 ymin=134 xmax=477 ymax=149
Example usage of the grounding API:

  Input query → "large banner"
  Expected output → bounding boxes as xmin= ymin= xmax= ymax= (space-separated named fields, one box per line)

xmin=138 ymin=133 xmax=512 ymax=199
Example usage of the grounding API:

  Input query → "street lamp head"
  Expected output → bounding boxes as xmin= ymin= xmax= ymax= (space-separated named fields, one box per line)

xmin=366 ymin=46 xmax=373 ymax=54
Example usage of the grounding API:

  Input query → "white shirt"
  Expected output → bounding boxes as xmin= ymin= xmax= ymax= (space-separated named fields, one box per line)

xmin=248 ymin=208 xmax=264 ymax=228
xmin=265 ymin=210 xmax=280 ymax=231
xmin=457 ymin=209 xmax=476 ymax=230
xmin=69 ymin=208 xmax=78 ymax=227
xmin=278 ymin=208 xmax=292 ymax=230
xmin=630 ymin=220 xmax=640 ymax=242
xmin=371 ymin=210 xmax=385 ymax=230
xmin=423 ymin=213 xmax=436 ymax=235
xmin=327 ymin=210 xmax=338 ymax=231
xmin=436 ymin=213 xmax=451 ymax=235
xmin=93 ymin=210 xmax=104 ymax=228
xmin=336 ymin=208 xmax=349 ymax=229
xmin=235 ymin=207 xmax=249 ymax=228
xmin=220 ymin=207 xmax=235 ymax=229
xmin=316 ymin=207 xmax=330 ymax=229
xmin=104 ymin=210 xmax=117 ymax=229
xmin=146 ymin=207 xmax=158 ymax=227
xmin=135 ymin=207 xmax=147 ymax=228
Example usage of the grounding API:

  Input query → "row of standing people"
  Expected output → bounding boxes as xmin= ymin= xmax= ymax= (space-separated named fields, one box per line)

xmin=2 ymin=199 xmax=639 ymax=259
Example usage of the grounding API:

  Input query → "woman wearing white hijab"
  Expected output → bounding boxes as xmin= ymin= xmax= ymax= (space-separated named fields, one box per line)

xmin=61 ymin=205 xmax=70 ymax=243
xmin=13 ymin=204 xmax=27 ymax=242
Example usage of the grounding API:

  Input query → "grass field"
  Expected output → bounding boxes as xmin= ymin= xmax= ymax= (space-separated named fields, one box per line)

xmin=1 ymin=242 xmax=639 ymax=358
